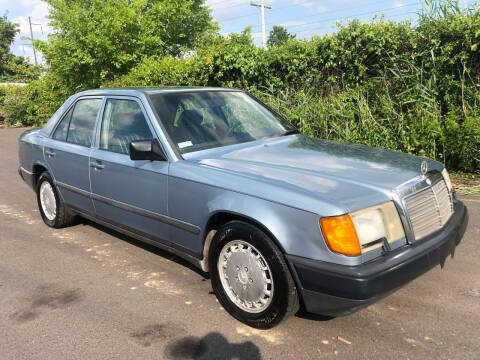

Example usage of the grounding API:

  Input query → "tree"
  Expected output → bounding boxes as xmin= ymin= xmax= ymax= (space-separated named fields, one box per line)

xmin=0 ymin=14 xmax=17 ymax=70
xmin=0 ymin=14 xmax=40 ymax=81
xmin=39 ymin=0 xmax=217 ymax=90
xmin=267 ymin=25 xmax=295 ymax=47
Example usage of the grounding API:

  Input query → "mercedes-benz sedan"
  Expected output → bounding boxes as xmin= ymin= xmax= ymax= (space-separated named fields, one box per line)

xmin=18 ymin=88 xmax=468 ymax=328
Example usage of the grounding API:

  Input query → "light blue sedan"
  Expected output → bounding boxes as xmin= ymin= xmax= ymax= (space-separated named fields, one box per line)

xmin=18 ymin=88 xmax=468 ymax=328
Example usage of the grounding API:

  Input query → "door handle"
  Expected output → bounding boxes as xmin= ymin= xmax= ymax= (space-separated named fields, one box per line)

xmin=90 ymin=161 xmax=104 ymax=170
xmin=45 ymin=149 xmax=55 ymax=157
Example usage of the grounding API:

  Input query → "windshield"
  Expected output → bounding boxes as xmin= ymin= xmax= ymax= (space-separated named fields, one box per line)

xmin=148 ymin=91 xmax=297 ymax=154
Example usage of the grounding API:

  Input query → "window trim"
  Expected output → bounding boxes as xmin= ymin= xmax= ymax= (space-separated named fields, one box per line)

xmin=94 ymin=95 xmax=167 ymax=159
xmin=50 ymin=96 xmax=104 ymax=148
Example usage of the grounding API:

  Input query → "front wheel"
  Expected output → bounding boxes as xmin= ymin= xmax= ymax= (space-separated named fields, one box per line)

xmin=209 ymin=221 xmax=299 ymax=329
xmin=36 ymin=171 xmax=75 ymax=228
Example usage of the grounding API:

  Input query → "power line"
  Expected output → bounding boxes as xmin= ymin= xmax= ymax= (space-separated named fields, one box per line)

xmin=251 ymin=10 xmax=416 ymax=39
xmin=208 ymin=0 xmax=256 ymax=12
xmin=293 ymin=11 xmax=417 ymax=36
xmin=216 ymin=0 xmax=389 ymax=23
xmin=253 ymin=2 xmax=419 ymax=32
xmin=13 ymin=17 xmax=45 ymax=65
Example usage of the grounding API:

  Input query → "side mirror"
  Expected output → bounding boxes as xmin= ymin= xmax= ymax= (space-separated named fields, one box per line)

xmin=129 ymin=139 xmax=167 ymax=161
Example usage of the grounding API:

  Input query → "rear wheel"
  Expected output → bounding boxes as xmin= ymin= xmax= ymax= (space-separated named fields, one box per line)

xmin=36 ymin=171 xmax=75 ymax=228
xmin=209 ymin=221 xmax=299 ymax=329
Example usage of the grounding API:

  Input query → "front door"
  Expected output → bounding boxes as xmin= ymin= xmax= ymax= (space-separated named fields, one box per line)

xmin=45 ymin=97 xmax=103 ymax=213
xmin=89 ymin=97 xmax=170 ymax=242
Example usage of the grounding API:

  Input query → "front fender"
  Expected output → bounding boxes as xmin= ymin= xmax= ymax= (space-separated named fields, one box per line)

xmin=202 ymin=193 xmax=364 ymax=266
xmin=168 ymin=168 xmax=362 ymax=266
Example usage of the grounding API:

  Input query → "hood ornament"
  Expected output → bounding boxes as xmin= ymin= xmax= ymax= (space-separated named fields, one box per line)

xmin=420 ymin=160 xmax=428 ymax=175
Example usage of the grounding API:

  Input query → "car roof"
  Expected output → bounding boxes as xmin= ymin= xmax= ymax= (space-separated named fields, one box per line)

xmin=76 ymin=87 xmax=243 ymax=97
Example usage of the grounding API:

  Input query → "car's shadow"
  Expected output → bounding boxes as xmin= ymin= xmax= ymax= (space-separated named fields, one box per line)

xmin=77 ymin=217 xmax=209 ymax=279
xmin=164 ymin=332 xmax=262 ymax=360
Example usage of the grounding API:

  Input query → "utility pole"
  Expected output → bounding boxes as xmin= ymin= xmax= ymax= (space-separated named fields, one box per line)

xmin=28 ymin=16 xmax=38 ymax=66
xmin=250 ymin=0 xmax=271 ymax=49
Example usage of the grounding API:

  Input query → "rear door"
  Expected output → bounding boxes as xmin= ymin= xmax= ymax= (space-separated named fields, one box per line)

xmin=89 ymin=97 xmax=171 ymax=243
xmin=45 ymin=97 xmax=103 ymax=213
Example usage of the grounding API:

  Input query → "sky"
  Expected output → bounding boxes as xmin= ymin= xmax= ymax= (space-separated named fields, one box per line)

xmin=0 ymin=0 xmax=476 ymax=64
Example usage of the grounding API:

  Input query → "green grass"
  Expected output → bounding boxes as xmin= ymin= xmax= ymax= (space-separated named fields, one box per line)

xmin=451 ymin=172 xmax=480 ymax=195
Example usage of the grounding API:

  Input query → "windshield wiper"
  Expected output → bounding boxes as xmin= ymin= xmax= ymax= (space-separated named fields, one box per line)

xmin=281 ymin=129 xmax=300 ymax=136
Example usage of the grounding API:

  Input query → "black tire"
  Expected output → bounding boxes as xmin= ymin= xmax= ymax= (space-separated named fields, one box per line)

xmin=209 ymin=221 xmax=299 ymax=329
xmin=36 ymin=171 xmax=75 ymax=228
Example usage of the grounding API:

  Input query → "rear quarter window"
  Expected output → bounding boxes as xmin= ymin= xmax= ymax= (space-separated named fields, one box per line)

xmin=66 ymin=99 xmax=102 ymax=147
xmin=52 ymin=107 xmax=73 ymax=141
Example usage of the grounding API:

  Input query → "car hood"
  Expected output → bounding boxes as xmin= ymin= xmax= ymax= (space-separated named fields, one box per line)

xmin=184 ymin=135 xmax=442 ymax=213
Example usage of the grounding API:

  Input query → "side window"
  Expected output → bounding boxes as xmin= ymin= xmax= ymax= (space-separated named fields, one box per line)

xmin=100 ymin=99 xmax=153 ymax=155
xmin=52 ymin=107 xmax=73 ymax=141
xmin=66 ymin=99 xmax=102 ymax=147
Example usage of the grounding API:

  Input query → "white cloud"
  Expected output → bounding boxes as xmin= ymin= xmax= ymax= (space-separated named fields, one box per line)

xmin=393 ymin=1 xmax=404 ymax=8
xmin=288 ymin=0 xmax=367 ymax=14
xmin=280 ymin=20 xmax=308 ymax=27
xmin=206 ymin=0 xmax=252 ymax=20
xmin=12 ymin=1 xmax=50 ymax=34
xmin=288 ymin=0 xmax=328 ymax=13
xmin=11 ymin=43 xmax=36 ymax=62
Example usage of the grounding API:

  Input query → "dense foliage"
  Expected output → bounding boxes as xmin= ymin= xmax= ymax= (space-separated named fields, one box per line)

xmin=2 ymin=0 xmax=479 ymax=172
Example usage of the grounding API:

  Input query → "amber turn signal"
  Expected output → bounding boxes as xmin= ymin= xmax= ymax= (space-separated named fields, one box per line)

xmin=320 ymin=215 xmax=361 ymax=256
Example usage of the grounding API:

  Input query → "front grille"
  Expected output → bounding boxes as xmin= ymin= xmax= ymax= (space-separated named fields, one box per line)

xmin=404 ymin=179 xmax=453 ymax=240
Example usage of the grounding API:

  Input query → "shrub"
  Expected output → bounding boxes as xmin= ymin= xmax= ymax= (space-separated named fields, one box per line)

xmin=115 ymin=55 xmax=197 ymax=87
xmin=1 ymin=85 xmax=28 ymax=126
xmin=22 ymin=73 xmax=71 ymax=126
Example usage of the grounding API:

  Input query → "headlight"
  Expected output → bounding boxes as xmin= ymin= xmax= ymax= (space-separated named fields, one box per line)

xmin=351 ymin=209 xmax=386 ymax=249
xmin=441 ymin=168 xmax=453 ymax=192
xmin=320 ymin=202 xmax=405 ymax=256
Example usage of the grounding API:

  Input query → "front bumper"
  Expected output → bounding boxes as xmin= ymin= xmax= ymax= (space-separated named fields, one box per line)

xmin=286 ymin=200 xmax=469 ymax=316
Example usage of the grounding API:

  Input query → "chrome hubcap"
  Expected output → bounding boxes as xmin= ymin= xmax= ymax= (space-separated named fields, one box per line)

xmin=217 ymin=240 xmax=274 ymax=313
xmin=40 ymin=181 xmax=56 ymax=221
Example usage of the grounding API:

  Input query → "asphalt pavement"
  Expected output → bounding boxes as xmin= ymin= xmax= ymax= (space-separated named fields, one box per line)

xmin=1 ymin=127 xmax=479 ymax=359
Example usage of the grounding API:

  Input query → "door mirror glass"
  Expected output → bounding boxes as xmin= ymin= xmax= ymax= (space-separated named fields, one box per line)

xmin=129 ymin=139 xmax=167 ymax=161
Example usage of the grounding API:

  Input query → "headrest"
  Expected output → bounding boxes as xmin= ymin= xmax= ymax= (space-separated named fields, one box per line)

xmin=113 ymin=111 xmax=144 ymax=130
xmin=178 ymin=109 xmax=204 ymax=126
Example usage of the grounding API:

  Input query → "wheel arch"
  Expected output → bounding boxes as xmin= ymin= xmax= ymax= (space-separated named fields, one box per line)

xmin=199 ymin=210 xmax=287 ymax=272
xmin=32 ymin=162 xmax=50 ymax=189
